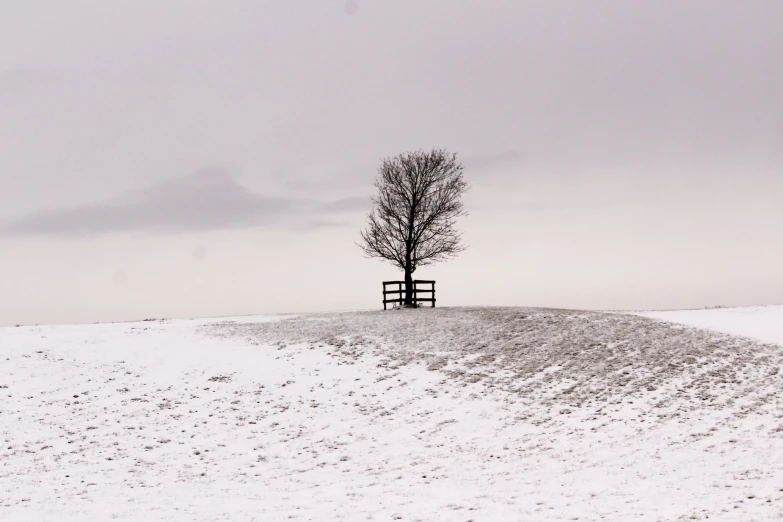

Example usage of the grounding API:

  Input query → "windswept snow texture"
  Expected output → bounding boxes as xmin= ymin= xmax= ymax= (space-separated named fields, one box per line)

xmin=637 ymin=305 xmax=783 ymax=346
xmin=1 ymin=307 xmax=783 ymax=521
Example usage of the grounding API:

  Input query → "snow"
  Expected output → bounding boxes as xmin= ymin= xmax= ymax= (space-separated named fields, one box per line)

xmin=636 ymin=305 xmax=783 ymax=346
xmin=1 ymin=307 xmax=783 ymax=521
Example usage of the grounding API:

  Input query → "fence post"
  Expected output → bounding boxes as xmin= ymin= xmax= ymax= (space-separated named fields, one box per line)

xmin=432 ymin=281 xmax=436 ymax=307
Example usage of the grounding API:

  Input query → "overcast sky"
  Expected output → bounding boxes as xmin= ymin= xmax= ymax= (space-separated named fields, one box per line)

xmin=1 ymin=0 xmax=782 ymax=326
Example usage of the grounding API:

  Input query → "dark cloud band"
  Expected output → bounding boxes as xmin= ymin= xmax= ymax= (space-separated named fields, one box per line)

xmin=0 ymin=168 xmax=366 ymax=237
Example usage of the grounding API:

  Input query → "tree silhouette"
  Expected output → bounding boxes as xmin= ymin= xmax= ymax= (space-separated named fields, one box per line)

xmin=359 ymin=148 xmax=468 ymax=306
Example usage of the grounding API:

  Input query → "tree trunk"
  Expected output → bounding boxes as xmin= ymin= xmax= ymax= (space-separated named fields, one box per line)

xmin=404 ymin=265 xmax=413 ymax=306
xmin=404 ymin=199 xmax=416 ymax=306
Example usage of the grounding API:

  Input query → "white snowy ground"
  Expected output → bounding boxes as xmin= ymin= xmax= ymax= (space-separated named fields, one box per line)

xmin=1 ymin=307 xmax=782 ymax=521
xmin=637 ymin=305 xmax=783 ymax=346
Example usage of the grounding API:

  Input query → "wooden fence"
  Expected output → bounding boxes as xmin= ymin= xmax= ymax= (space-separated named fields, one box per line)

xmin=382 ymin=280 xmax=436 ymax=310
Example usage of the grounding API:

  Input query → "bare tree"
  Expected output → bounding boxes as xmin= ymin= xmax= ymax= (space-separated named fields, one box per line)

xmin=359 ymin=148 xmax=468 ymax=306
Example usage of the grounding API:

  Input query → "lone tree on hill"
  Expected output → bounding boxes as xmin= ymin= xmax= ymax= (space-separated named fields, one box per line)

xmin=359 ymin=148 xmax=468 ymax=307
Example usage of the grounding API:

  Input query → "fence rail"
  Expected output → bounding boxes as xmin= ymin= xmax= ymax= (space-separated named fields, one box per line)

xmin=382 ymin=280 xmax=436 ymax=310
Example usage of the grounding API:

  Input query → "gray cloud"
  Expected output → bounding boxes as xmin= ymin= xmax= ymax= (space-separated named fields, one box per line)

xmin=0 ymin=68 xmax=59 ymax=96
xmin=517 ymin=197 xmax=634 ymax=213
xmin=305 ymin=219 xmax=353 ymax=229
xmin=461 ymin=150 xmax=525 ymax=186
xmin=0 ymin=167 xmax=364 ymax=237
xmin=343 ymin=1 xmax=359 ymax=16
xmin=319 ymin=196 xmax=371 ymax=213
xmin=283 ymin=164 xmax=377 ymax=195
xmin=462 ymin=150 xmax=523 ymax=171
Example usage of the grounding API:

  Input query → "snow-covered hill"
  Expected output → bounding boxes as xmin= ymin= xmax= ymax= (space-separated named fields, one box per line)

xmin=1 ymin=307 xmax=782 ymax=521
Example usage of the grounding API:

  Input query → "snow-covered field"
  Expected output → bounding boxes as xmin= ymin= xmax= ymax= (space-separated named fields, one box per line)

xmin=638 ymin=305 xmax=783 ymax=346
xmin=2 ymin=306 xmax=783 ymax=521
